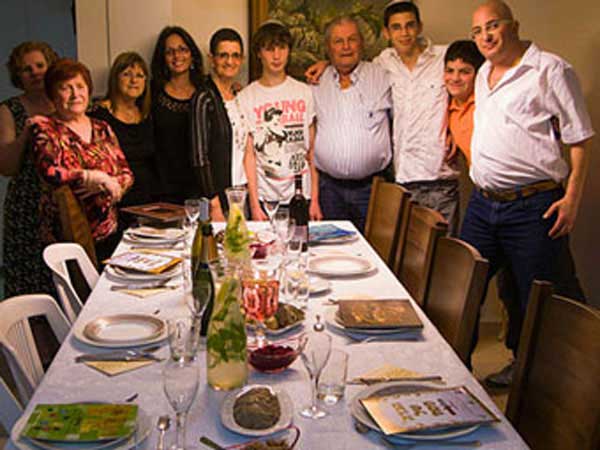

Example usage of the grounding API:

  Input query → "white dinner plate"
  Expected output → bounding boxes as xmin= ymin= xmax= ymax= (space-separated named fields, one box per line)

xmin=221 ymin=385 xmax=293 ymax=437
xmin=350 ymin=382 xmax=480 ymax=441
xmin=309 ymin=276 xmax=331 ymax=295
xmin=308 ymin=253 xmax=375 ymax=277
xmin=126 ymin=227 xmax=185 ymax=241
xmin=105 ymin=264 xmax=181 ymax=283
xmin=74 ymin=315 xmax=167 ymax=348
xmin=12 ymin=406 xmax=152 ymax=450
xmin=122 ymin=231 xmax=183 ymax=247
xmin=324 ymin=309 xmax=418 ymax=337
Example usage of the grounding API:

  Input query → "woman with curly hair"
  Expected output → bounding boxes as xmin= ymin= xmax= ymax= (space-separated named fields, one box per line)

xmin=0 ymin=41 xmax=58 ymax=297
xmin=151 ymin=26 xmax=204 ymax=203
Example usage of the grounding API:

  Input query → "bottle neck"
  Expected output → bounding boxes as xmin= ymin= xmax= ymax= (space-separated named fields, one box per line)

xmin=294 ymin=174 xmax=303 ymax=194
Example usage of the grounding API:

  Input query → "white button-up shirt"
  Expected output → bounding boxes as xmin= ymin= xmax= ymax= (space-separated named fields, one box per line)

xmin=312 ymin=62 xmax=392 ymax=179
xmin=374 ymin=39 xmax=457 ymax=183
xmin=471 ymin=43 xmax=594 ymax=190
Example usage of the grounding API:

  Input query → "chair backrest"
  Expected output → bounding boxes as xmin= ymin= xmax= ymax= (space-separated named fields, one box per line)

xmin=506 ymin=281 xmax=600 ymax=450
xmin=424 ymin=237 xmax=489 ymax=364
xmin=364 ymin=177 xmax=411 ymax=267
xmin=0 ymin=295 xmax=70 ymax=404
xmin=43 ymin=242 xmax=99 ymax=323
xmin=0 ymin=373 xmax=23 ymax=431
xmin=53 ymin=185 xmax=98 ymax=266
xmin=394 ymin=203 xmax=448 ymax=306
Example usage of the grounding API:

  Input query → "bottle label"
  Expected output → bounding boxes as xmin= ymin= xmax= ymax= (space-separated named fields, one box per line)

xmin=295 ymin=225 xmax=308 ymax=250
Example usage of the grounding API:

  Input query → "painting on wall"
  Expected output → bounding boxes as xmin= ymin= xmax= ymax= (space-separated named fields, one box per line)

xmin=248 ymin=0 xmax=391 ymax=81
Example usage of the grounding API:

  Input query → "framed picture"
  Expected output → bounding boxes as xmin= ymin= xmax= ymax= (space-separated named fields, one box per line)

xmin=248 ymin=0 xmax=391 ymax=81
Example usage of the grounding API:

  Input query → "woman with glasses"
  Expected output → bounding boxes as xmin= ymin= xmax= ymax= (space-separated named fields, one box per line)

xmin=191 ymin=28 xmax=248 ymax=221
xmin=151 ymin=26 xmax=204 ymax=204
xmin=89 ymin=52 xmax=156 ymax=219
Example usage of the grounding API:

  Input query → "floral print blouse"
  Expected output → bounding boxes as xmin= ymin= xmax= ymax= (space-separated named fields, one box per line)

xmin=30 ymin=115 xmax=134 ymax=242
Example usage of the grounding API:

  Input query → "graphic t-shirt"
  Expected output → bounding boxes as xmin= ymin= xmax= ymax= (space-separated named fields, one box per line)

xmin=238 ymin=76 xmax=315 ymax=202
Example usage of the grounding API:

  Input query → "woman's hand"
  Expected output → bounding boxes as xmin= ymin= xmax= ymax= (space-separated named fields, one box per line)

xmin=77 ymin=170 xmax=123 ymax=203
xmin=250 ymin=203 xmax=268 ymax=221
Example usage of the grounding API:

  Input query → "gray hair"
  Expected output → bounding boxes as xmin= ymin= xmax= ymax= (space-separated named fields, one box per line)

xmin=324 ymin=16 xmax=364 ymax=46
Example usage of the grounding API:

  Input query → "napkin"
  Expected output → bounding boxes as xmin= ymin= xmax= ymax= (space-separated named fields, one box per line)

xmin=84 ymin=359 xmax=155 ymax=376
xmin=350 ymin=364 xmax=443 ymax=384
xmin=309 ymin=224 xmax=356 ymax=242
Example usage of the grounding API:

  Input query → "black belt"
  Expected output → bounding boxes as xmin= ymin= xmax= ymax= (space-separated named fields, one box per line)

xmin=475 ymin=180 xmax=561 ymax=202
xmin=318 ymin=169 xmax=385 ymax=186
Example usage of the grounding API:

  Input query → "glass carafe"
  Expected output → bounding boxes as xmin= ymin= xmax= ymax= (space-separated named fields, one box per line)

xmin=224 ymin=186 xmax=251 ymax=267
xmin=206 ymin=259 xmax=248 ymax=390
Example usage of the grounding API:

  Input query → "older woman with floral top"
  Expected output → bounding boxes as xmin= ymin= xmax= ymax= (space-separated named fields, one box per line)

xmin=30 ymin=58 xmax=133 ymax=261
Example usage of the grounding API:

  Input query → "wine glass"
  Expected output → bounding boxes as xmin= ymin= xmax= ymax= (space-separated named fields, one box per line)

xmin=274 ymin=211 xmax=296 ymax=258
xmin=184 ymin=198 xmax=202 ymax=224
xmin=163 ymin=357 xmax=200 ymax=450
xmin=300 ymin=330 xmax=332 ymax=419
xmin=263 ymin=199 xmax=280 ymax=230
xmin=242 ymin=253 xmax=280 ymax=348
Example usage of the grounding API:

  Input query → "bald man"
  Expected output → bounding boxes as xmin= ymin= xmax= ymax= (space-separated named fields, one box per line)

xmin=461 ymin=1 xmax=594 ymax=385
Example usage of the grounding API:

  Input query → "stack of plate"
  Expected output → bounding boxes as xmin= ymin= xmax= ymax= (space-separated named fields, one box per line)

xmin=351 ymin=382 xmax=482 ymax=443
xmin=105 ymin=263 xmax=181 ymax=283
xmin=122 ymin=227 xmax=185 ymax=247
xmin=74 ymin=314 xmax=167 ymax=348
xmin=308 ymin=253 xmax=375 ymax=278
xmin=324 ymin=309 xmax=420 ymax=340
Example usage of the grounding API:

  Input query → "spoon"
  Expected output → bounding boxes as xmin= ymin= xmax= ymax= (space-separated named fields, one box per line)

xmin=156 ymin=415 xmax=171 ymax=450
xmin=313 ymin=314 xmax=325 ymax=332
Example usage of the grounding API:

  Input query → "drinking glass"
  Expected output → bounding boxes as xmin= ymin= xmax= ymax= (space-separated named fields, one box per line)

xmin=167 ymin=318 xmax=200 ymax=361
xmin=242 ymin=254 xmax=280 ymax=348
xmin=184 ymin=198 xmax=202 ymax=224
xmin=300 ymin=331 xmax=332 ymax=419
xmin=317 ymin=349 xmax=349 ymax=405
xmin=163 ymin=357 xmax=200 ymax=450
xmin=263 ymin=199 xmax=280 ymax=230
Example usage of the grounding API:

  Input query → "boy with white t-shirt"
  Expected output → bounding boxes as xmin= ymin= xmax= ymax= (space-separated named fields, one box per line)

xmin=239 ymin=21 xmax=322 ymax=221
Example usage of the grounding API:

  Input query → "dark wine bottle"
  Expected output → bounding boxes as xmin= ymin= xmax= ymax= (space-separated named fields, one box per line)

xmin=289 ymin=174 xmax=309 ymax=251
xmin=191 ymin=199 xmax=218 ymax=336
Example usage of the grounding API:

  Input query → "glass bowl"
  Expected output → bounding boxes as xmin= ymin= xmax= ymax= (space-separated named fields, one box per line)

xmin=247 ymin=335 xmax=306 ymax=373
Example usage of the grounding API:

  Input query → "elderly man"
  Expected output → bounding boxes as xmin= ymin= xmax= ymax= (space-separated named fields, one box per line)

xmin=461 ymin=0 xmax=594 ymax=385
xmin=312 ymin=16 xmax=392 ymax=232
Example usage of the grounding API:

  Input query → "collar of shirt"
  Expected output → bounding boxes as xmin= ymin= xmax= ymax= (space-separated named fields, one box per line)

xmin=332 ymin=60 xmax=365 ymax=88
xmin=386 ymin=36 xmax=439 ymax=66
xmin=478 ymin=41 xmax=539 ymax=94
xmin=448 ymin=93 xmax=475 ymax=114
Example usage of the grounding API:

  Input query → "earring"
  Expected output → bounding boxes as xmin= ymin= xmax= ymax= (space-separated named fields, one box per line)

xmin=191 ymin=62 xmax=195 ymax=70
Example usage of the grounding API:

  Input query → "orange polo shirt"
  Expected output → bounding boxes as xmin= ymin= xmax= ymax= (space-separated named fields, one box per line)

xmin=447 ymin=93 xmax=475 ymax=165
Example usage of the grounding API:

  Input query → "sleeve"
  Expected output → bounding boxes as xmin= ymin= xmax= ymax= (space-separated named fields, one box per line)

xmin=547 ymin=63 xmax=595 ymax=144
xmin=30 ymin=118 xmax=85 ymax=186
xmin=104 ymin=123 xmax=134 ymax=191
xmin=189 ymin=89 xmax=217 ymax=197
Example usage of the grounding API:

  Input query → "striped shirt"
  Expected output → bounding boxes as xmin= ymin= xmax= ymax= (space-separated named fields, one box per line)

xmin=312 ymin=61 xmax=392 ymax=179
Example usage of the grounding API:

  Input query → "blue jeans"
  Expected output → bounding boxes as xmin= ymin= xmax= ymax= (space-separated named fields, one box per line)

xmin=460 ymin=188 xmax=577 ymax=359
xmin=318 ymin=171 xmax=373 ymax=232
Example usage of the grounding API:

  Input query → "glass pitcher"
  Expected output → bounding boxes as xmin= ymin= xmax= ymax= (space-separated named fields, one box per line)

xmin=224 ymin=186 xmax=252 ymax=267
xmin=206 ymin=258 xmax=248 ymax=390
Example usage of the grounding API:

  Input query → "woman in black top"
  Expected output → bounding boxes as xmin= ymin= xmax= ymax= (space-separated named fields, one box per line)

xmin=89 ymin=52 xmax=156 ymax=211
xmin=150 ymin=26 xmax=204 ymax=204
xmin=190 ymin=28 xmax=248 ymax=221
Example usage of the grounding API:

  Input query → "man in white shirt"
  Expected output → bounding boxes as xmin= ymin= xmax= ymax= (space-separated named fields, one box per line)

xmin=312 ymin=16 xmax=392 ymax=231
xmin=461 ymin=0 xmax=594 ymax=384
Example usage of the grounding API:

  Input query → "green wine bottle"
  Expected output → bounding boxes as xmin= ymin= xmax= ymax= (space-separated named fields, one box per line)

xmin=190 ymin=199 xmax=218 ymax=336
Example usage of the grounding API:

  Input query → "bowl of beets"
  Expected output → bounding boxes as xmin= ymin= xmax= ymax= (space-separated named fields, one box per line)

xmin=248 ymin=335 xmax=306 ymax=373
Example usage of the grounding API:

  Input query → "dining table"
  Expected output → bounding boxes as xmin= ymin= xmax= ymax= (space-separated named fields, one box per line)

xmin=5 ymin=220 xmax=529 ymax=450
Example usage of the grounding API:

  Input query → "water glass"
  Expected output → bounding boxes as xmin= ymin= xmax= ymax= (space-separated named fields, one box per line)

xmin=300 ymin=330 xmax=332 ymax=419
xmin=167 ymin=318 xmax=200 ymax=361
xmin=285 ymin=262 xmax=309 ymax=308
xmin=318 ymin=349 xmax=349 ymax=405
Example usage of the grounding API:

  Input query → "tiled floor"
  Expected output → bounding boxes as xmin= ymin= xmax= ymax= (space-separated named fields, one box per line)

xmin=0 ymin=322 xmax=513 ymax=448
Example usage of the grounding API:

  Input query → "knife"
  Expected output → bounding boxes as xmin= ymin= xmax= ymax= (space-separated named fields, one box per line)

xmin=110 ymin=280 xmax=175 ymax=291
xmin=75 ymin=347 xmax=163 ymax=363
xmin=347 ymin=375 xmax=444 ymax=385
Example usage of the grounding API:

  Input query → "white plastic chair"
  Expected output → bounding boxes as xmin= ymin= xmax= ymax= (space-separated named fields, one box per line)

xmin=43 ymin=242 xmax=99 ymax=323
xmin=0 ymin=295 xmax=70 ymax=404
xmin=0 ymin=374 xmax=22 ymax=431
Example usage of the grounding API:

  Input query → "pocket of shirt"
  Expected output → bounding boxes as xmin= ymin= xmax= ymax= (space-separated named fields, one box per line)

xmin=363 ymin=108 xmax=387 ymax=131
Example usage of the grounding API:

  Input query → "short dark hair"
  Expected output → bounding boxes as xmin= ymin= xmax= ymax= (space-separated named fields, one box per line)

xmin=106 ymin=52 xmax=151 ymax=119
xmin=251 ymin=22 xmax=293 ymax=74
xmin=209 ymin=28 xmax=243 ymax=55
xmin=7 ymin=41 xmax=59 ymax=89
xmin=44 ymin=58 xmax=93 ymax=101
xmin=444 ymin=40 xmax=485 ymax=71
xmin=151 ymin=26 xmax=204 ymax=91
xmin=384 ymin=1 xmax=421 ymax=27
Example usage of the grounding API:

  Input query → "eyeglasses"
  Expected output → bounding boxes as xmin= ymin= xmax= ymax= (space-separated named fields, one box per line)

xmin=215 ymin=52 xmax=242 ymax=61
xmin=470 ymin=19 xmax=513 ymax=40
xmin=119 ymin=71 xmax=146 ymax=80
xmin=165 ymin=46 xmax=191 ymax=57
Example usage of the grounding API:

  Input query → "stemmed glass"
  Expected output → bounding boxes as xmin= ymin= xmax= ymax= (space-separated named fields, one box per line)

xmin=163 ymin=357 xmax=200 ymax=450
xmin=184 ymin=198 xmax=202 ymax=224
xmin=300 ymin=329 xmax=332 ymax=419
xmin=263 ymin=199 xmax=280 ymax=231
xmin=274 ymin=211 xmax=296 ymax=260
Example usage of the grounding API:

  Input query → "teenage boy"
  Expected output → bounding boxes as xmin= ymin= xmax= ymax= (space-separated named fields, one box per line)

xmin=240 ymin=21 xmax=322 ymax=221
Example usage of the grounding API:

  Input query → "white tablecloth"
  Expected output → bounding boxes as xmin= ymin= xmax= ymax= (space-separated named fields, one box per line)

xmin=6 ymin=221 xmax=528 ymax=450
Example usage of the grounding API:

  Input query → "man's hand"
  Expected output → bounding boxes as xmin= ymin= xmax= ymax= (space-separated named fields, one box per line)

xmin=445 ymin=134 xmax=458 ymax=163
xmin=305 ymin=60 xmax=329 ymax=85
xmin=309 ymin=199 xmax=323 ymax=221
xmin=250 ymin=203 xmax=268 ymax=221
xmin=543 ymin=195 xmax=578 ymax=238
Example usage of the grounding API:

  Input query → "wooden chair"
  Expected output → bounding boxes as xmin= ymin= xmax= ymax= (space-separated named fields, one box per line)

xmin=364 ymin=177 xmax=411 ymax=267
xmin=424 ymin=237 xmax=489 ymax=364
xmin=394 ymin=203 xmax=448 ymax=306
xmin=0 ymin=374 xmax=22 ymax=431
xmin=53 ymin=185 xmax=98 ymax=267
xmin=0 ymin=295 xmax=70 ymax=404
xmin=43 ymin=243 xmax=99 ymax=324
xmin=506 ymin=281 xmax=600 ymax=450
